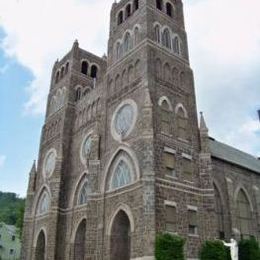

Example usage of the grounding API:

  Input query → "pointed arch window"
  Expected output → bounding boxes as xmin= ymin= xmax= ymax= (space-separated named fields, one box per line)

xmin=162 ymin=28 xmax=171 ymax=49
xmin=156 ymin=0 xmax=163 ymax=10
xmin=176 ymin=106 xmax=188 ymax=140
xmin=75 ymin=87 xmax=82 ymax=102
xmin=37 ymin=191 xmax=50 ymax=215
xmin=90 ymin=65 xmax=98 ymax=79
xmin=237 ymin=189 xmax=252 ymax=239
xmin=154 ymin=25 xmax=161 ymax=43
xmin=214 ymin=184 xmax=225 ymax=239
xmin=126 ymin=4 xmax=131 ymax=19
xmin=111 ymin=160 xmax=132 ymax=190
xmin=81 ymin=61 xmax=88 ymax=75
xmin=134 ymin=0 xmax=139 ymax=11
xmin=77 ymin=180 xmax=91 ymax=205
xmin=173 ymin=37 xmax=180 ymax=54
xmin=116 ymin=42 xmax=122 ymax=59
xmin=118 ymin=11 xmax=123 ymax=25
xmin=160 ymin=99 xmax=171 ymax=134
xmin=134 ymin=27 xmax=140 ymax=46
xmin=124 ymin=32 xmax=131 ymax=53
xmin=65 ymin=62 xmax=69 ymax=74
xmin=55 ymin=71 xmax=60 ymax=83
xmin=61 ymin=67 xmax=65 ymax=78
xmin=166 ymin=2 xmax=173 ymax=17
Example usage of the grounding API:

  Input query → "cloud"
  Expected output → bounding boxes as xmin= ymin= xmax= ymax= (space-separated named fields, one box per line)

xmin=0 ymin=0 xmax=259 ymax=156
xmin=0 ymin=155 xmax=6 ymax=168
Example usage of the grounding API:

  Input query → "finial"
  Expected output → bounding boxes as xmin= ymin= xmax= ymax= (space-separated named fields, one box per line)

xmin=200 ymin=111 xmax=208 ymax=132
xmin=73 ymin=39 xmax=79 ymax=49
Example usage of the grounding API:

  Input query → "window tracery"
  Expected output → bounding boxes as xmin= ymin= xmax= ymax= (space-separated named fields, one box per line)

xmin=37 ymin=191 xmax=50 ymax=215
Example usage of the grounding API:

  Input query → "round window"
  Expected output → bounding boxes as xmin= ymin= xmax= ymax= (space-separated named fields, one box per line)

xmin=44 ymin=149 xmax=56 ymax=178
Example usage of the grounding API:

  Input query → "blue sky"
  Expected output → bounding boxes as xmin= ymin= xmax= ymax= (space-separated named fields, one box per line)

xmin=0 ymin=0 xmax=259 ymax=197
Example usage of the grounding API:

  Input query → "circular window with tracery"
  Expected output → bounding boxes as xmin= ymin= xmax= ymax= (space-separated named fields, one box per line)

xmin=43 ymin=149 xmax=56 ymax=178
xmin=111 ymin=99 xmax=137 ymax=141
xmin=80 ymin=134 xmax=92 ymax=164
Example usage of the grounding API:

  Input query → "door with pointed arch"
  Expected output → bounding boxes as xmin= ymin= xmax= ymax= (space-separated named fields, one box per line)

xmin=110 ymin=210 xmax=131 ymax=260
xmin=35 ymin=230 xmax=46 ymax=260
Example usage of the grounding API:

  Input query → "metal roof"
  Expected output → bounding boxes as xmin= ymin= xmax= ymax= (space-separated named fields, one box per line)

xmin=209 ymin=138 xmax=260 ymax=173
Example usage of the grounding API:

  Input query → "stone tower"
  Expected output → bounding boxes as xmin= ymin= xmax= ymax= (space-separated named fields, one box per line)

xmin=21 ymin=0 xmax=217 ymax=259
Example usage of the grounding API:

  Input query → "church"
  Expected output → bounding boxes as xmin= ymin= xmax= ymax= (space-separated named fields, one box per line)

xmin=21 ymin=0 xmax=260 ymax=259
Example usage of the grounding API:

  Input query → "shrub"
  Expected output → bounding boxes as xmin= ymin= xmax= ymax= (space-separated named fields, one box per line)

xmin=155 ymin=233 xmax=185 ymax=260
xmin=239 ymin=237 xmax=260 ymax=260
xmin=200 ymin=240 xmax=229 ymax=260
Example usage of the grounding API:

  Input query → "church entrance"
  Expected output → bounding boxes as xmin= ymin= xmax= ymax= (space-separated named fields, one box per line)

xmin=110 ymin=210 xmax=131 ymax=260
xmin=74 ymin=219 xmax=86 ymax=260
xmin=35 ymin=230 xmax=46 ymax=260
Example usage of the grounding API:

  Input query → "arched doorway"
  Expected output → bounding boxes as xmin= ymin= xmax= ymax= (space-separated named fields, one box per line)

xmin=74 ymin=219 xmax=86 ymax=260
xmin=35 ymin=230 xmax=46 ymax=260
xmin=110 ymin=210 xmax=131 ymax=260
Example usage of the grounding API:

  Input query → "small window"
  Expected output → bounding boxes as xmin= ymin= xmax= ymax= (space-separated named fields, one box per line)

xmin=154 ymin=25 xmax=161 ymax=43
xmin=134 ymin=0 xmax=139 ymax=11
xmin=90 ymin=65 xmax=98 ymax=79
xmin=173 ymin=37 xmax=180 ymax=54
xmin=177 ymin=106 xmax=188 ymax=140
xmin=183 ymin=158 xmax=192 ymax=181
xmin=124 ymin=32 xmax=131 ymax=53
xmin=156 ymin=0 xmax=163 ymax=10
xmin=10 ymin=249 xmax=14 ymax=255
xmin=166 ymin=2 xmax=173 ymax=17
xmin=162 ymin=28 xmax=171 ymax=49
xmin=12 ymin=235 xmax=15 ymax=241
xmin=75 ymin=88 xmax=82 ymax=101
xmin=166 ymin=205 xmax=177 ymax=232
xmin=163 ymin=152 xmax=176 ymax=177
xmin=188 ymin=209 xmax=198 ymax=235
xmin=81 ymin=61 xmax=88 ymax=75
xmin=160 ymin=100 xmax=171 ymax=134
xmin=65 ymin=62 xmax=69 ymax=74
xmin=118 ymin=11 xmax=123 ymax=25
xmin=55 ymin=71 xmax=60 ymax=83
xmin=126 ymin=4 xmax=131 ymax=19
xmin=61 ymin=67 xmax=65 ymax=78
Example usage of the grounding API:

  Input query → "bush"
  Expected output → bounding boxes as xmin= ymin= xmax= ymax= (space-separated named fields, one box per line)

xmin=239 ymin=237 xmax=260 ymax=260
xmin=200 ymin=240 xmax=229 ymax=260
xmin=155 ymin=233 xmax=185 ymax=260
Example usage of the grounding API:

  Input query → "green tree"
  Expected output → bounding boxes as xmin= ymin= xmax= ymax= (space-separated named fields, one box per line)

xmin=155 ymin=233 xmax=185 ymax=260
xmin=200 ymin=240 xmax=229 ymax=260
xmin=239 ymin=238 xmax=260 ymax=260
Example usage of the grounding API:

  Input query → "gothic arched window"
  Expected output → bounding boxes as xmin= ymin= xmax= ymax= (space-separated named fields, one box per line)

xmin=134 ymin=0 xmax=139 ymax=11
xmin=75 ymin=87 xmax=82 ymax=102
xmin=162 ymin=28 xmax=171 ymax=49
xmin=78 ymin=180 xmax=90 ymax=205
xmin=163 ymin=63 xmax=171 ymax=82
xmin=173 ymin=36 xmax=180 ymax=54
xmin=124 ymin=32 xmax=131 ymax=53
xmin=172 ymin=67 xmax=179 ymax=85
xmin=37 ymin=191 xmax=50 ymax=215
xmin=154 ymin=25 xmax=161 ymax=43
xmin=65 ymin=62 xmax=69 ymax=74
xmin=176 ymin=105 xmax=188 ymax=140
xmin=126 ymin=4 xmax=131 ymax=19
xmin=134 ymin=27 xmax=140 ymax=46
xmin=61 ymin=67 xmax=65 ymax=78
xmin=81 ymin=61 xmax=88 ymax=75
xmin=237 ymin=189 xmax=252 ymax=239
xmin=156 ymin=58 xmax=162 ymax=79
xmin=111 ymin=160 xmax=132 ymax=190
xmin=55 ymin=71 xmax=60 ymax=83
xmin=166 ymin=2 xmax=173 ymax=17
xmin=118 ymin=11 xmax=123 ymax=25
xmin=160 ymin=98 xmax=171 ymax=134
xmin=90 ymin=65 xmax=98 ymax=79
xmin=116 ymin=42 xmax=121 ymax=59
xmin=214 ymin=183 xmax=225 ymax=239
xmin=156 ymin=0 xmax=163 ymax=10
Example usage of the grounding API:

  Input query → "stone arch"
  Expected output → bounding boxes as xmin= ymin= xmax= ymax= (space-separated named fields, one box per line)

xmin=175 ymin=103 xmax=188 ymax=139
xmin=123 ymin=31 xmax=132 ymax=53
xmin=89 ymin=63 xmax=99 ymax=79
xmin=162 ymin=27 xmax=172 ymax=49
xmin=133 ymin=24 xmax=141 ymax=45
xmin=73 ymin=219 xmax=87 ymax=260
xmin=101 ymin=146 xmax=140 ymax=193
xmin=34 ymin=228 xmax=47 ymax=260
xmin=33 ymin=185 xmax=52 ymax=216
xmin=158 ymin=96 xmax=173 ymax=111
xmin=117 ymin=10 xmax=124 ymax=25
xmin=125 ymin=3 xmax=132 ymax=19
xmin=73 ymin=173 xmax=90 ymax=206
xmin=234 ymin=186 xmax=254 ymax=212
xmin=81 ymin=60 xmax=89 ymax=75
xmin=172 ymin=67 xmax=179 ymax=84
xmin=163 ymin=62 xmax=171 ymax=82
xmin=166 ymin=1 xmax=173 ymax=17
xmin=156 ymin=0 xmax=163 ymax=10
xmin=153 ymin=22 xmax=161 ymax=43
xmin=175 ymin=103 xmax=188 ymax=118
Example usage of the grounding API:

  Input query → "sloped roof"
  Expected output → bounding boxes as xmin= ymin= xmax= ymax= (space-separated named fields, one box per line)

xmin=209 ymin=138 xmax=260 ymax=174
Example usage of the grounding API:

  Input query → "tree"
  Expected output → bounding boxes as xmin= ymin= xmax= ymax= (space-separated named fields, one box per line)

xmin=200 ymin=240 xmax=229 ymax=260
xmin=239 ymin=238 xmax=260 ymax=260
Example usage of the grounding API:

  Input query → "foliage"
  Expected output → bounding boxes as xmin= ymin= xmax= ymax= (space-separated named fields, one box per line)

xmin=200 ymin=240 xmax=229 ymax=260
xmin=0 ymin=191 xmax=25 ymax=237
xmin=155 ymin=233 xmax=185 ymax=260
xmin=239 ymin=237 xmax=260 ymax=260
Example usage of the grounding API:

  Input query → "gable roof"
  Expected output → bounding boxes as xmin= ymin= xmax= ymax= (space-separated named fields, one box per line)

xmin=209 ymin=138 xmax=260 ymax=174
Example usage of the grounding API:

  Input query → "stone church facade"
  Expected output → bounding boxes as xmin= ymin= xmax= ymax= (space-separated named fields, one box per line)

xmin=21 ymin=0 xmax=260 ymax=259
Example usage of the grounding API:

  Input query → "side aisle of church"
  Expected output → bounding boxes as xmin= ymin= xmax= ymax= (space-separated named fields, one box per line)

xmin=21 ymin=0 xmax=260 ymax=259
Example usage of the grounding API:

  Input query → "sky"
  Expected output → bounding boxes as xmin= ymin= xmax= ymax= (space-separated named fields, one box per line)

xmin=0 ymin=0 xmax=259 ymax=197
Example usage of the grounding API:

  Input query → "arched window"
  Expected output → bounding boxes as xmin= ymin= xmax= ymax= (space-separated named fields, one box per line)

xmin=176 ymin=105 xmax=188 ymax=140
xmin=156 ymin=59 xmax=162 ymax=79
xmin=180 ymin=71 xmax=185 ymax=86
xmin=116 ymin=42 xmax=122 ymax=59
xmin=172 ymin=67 xmax=179 ymax=85
xmin=126 ymin=4 xmax=131 ymax=19
xmin=55 ymin=71 xmax=60 ymax=83
xmin=61 ymin=67 xmax=65 ymax=78
xmin=162 ymin=28 xmax=171 ymax=49
xmin=134 ymin=59 xmax=141 ymax=78
xmin=163 ymin=63 xmax=171 ymax=82
xmin=118 ymin=11 xmax=123 ymax=25
xmin=81 ymin=61 xmax=88 ymax=75
xmin=134 ymin=0 xmax=139 ymax=11
xmin=77 ymin=180 xmax=90 ymax=205
xmin=75 ymin=88 xmax=82 ymax=102
xmin=74 ymin=219 xmax=86 ymax=260
xmin=166 ymin=2 xmax=173 ymax=17
xmin=35 ymin=230 xmax=46 ymax=260
xmin=173 ymin=36 xmax=180 ymax=54
xmin=154 ymin=25 xmax=161 ymax=43
xmin=134 ymin=27 xmax=140 ymax=46
xmin=128 ymin=65 xmax=134 ymax=83
xmin=156 ymin=0 xmax=163 ymax=10
xmin=65 ymin=62 xmax=69 ymax=74
xmin=214 ymin=184 xmax=225 ymax=239
xmin=90 ymin=65 xmax=98 ymax=79
xmin=237 ymin=189 xmax=252 ymax=239
xmin=111 ymin=160 xmax=132 ymax=190
xmin=36 ymin=191 xmax=50 ymax=215
xmin=160 ymin=99 xmax=171 ymax=134
xmin=115 ymin=74 xmax=120 ymax=90
xmin=124 ymin=32 xmax=131 ymax=53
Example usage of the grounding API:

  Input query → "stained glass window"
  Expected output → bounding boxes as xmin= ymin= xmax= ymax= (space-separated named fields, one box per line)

xmin=115 ymin=104 xmax=134 ymax=137
xmin=111 ymin=160 xmax=132 ymax=189
xmin=78 ymin=181 xmax=90 ymax=205
xmin=37 ymin=192 xmax=50 ymax=215
xmin=45 ymin=151 xmax=56 ymax=177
